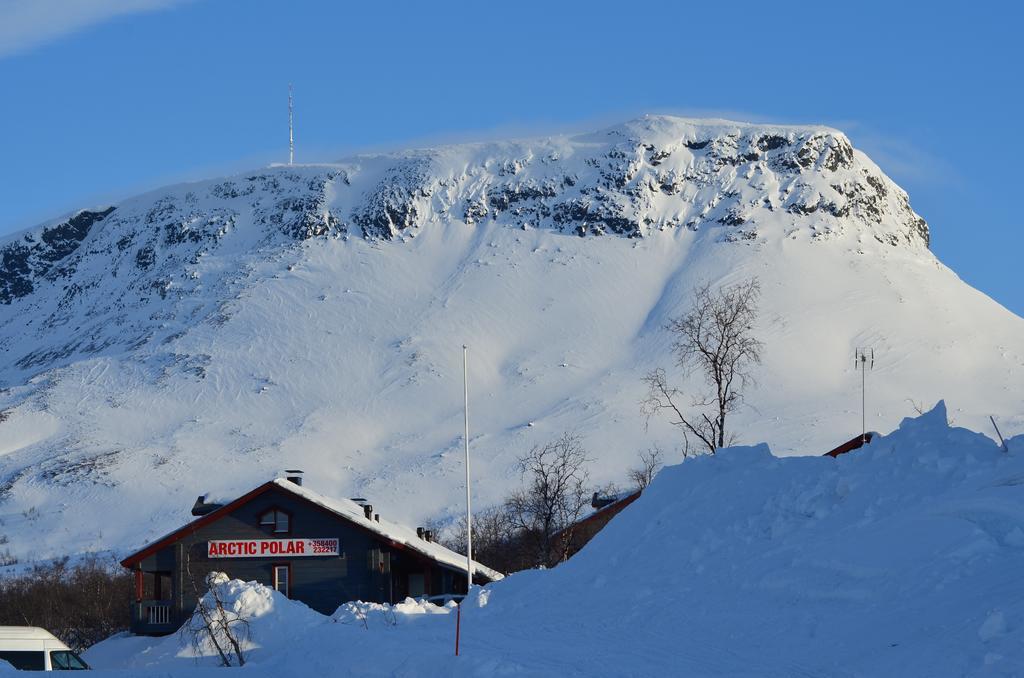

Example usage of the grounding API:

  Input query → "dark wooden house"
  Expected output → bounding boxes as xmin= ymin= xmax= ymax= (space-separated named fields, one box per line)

xmin=120 ymin=475 xmax=501 ymax=635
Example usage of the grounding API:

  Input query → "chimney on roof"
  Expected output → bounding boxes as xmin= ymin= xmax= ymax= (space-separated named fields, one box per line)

xmin=285 ymin=469 xmax=304 ymax=486
xmin=374 ymin=514 xmax=380 ymax=522
xmin=424 ymin=530 xmax=433 ymax=542
xmin=191 ymin=495 xmax=223 ymax=517
xmin=417 ymin=527 xmax=425 ymax=539
xmin=363 ymin=504 xmax=373 ymax=520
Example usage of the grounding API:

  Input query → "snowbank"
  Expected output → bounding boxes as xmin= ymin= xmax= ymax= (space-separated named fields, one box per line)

xmin=459 ymin=400 xmax=1024 ymax=676
xmin=85 ymin=574 xmax=321 ymax=670
xmin=87 ymin=403 xmax=1024 ymax=676
xmin=86 ymin=574 xmax=461 ymax=673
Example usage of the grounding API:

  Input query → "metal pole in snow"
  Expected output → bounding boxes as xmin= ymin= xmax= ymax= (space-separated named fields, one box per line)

xmin=856 ymin=348 xmax=873 ymax=444
xmin=861 ymin=355 xmax=866 ymax=443
xmin=463 ymin=345 xmax=474 ymax=586
xmin=991 ymin=416 xmax=1009 ymax=453
xmin=455 ymin=603 xmax=461 ymax=656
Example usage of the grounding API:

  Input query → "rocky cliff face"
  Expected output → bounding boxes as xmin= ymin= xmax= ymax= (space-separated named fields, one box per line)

xmin=0 ymin=116 xmax=928 ymax=383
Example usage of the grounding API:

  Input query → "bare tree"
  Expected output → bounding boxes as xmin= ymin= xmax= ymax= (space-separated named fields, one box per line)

xmin=643 ymin=278 xmax=763 ymax=455
xmin=628 ymin=446 xmax=664 ymax=491
xmin=506 ymin=432 xmax=592 ymax=567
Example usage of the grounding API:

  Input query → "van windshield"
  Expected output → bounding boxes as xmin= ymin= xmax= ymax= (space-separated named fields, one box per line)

xmin=0 ymin=649 xmax=46 ymax=670
xmin=50 ymin=650 xmax=90 ymax=670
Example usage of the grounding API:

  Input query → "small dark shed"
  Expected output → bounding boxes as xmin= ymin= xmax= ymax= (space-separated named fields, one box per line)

xmin=552 ymin=489 xmax=643 ymax=562
xmin=120 ymin=477 xmax=501 ymax=635
xmin=823 ymin=432 xmax=875 ymax=458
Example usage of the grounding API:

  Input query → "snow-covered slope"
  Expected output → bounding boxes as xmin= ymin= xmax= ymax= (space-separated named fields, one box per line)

xmin=0 ymin=115 xmax=1021 ymax=562
xmin=85 ymin=405 xmax=1024 ymax=676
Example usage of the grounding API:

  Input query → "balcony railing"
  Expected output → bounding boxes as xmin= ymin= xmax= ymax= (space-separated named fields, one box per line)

xmin=148 ymin=603 xmax=171 ymax=625
xmin=130 ymin=600 xmax=176 ymax=635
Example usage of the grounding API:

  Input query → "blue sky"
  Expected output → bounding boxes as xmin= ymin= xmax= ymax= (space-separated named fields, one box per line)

xmin=0 ymin=0 xmax=1020 ymax=315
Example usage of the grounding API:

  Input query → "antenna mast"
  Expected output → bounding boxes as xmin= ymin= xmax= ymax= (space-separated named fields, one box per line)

xmin=288 ymin=83 xmax=294 ymax=165
xmin=855 ymin=347 xmax=874 ymax=443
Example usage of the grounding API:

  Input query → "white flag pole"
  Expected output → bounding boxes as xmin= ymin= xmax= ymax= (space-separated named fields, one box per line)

xmin=456 ymin=345 xmax=473 ymax=657
xmin=463 ymin=345 xmax=474 ymax=587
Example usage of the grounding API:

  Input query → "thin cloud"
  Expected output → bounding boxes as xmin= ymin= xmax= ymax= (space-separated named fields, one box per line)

xmin=827 ymin=119 xmax=961 ymax=189
xmin=0 ymin=0 xmax=196 ymax=59
xmin=319 ymin=107 xmax=809 ymax=162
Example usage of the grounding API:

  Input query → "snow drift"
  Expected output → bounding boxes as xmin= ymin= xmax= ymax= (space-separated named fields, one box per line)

xmin=86 ymin=404 xmax=1024 ymax=676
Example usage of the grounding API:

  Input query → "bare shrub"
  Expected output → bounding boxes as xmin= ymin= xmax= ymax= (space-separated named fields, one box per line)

xmin=0 ymin=556 xmax=132 ymax=651
xmin=628 ymin=446 xmax=664 ymax=490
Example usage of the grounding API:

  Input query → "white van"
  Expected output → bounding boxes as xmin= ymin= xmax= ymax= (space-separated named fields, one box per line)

xmin=0 ymin=627 xmax=89 ymax=671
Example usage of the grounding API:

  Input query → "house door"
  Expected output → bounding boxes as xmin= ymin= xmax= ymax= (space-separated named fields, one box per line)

xmin=408 ymin=573 xmax=425 ymax=599
xmin=273 ymin=564 xmax=290 ymax=598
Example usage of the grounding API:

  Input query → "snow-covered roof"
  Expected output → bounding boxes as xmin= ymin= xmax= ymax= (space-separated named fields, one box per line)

xmin=122 ymin=479 xmax=502 ymax=582
xmin=578 ymin=489 xmax=642 ymax=524
xmin=268 ymin=479 xmax=503 ymax=581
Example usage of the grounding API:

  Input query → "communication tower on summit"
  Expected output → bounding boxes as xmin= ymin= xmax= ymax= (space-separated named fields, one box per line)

xmin=855 ymin=347 xmax=875 ymax=443
xmin=288 ymin=84 xmax=294 ymax=165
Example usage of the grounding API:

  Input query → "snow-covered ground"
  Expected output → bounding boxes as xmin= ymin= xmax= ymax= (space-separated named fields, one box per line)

xmin=83 ymin=404 xmax=1024 ymax=676
xmin=0 ymin=115 xmax=1021 ymax=565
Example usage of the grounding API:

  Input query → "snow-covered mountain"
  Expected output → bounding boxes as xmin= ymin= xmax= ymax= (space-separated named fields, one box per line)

xmin=0 ymin=115 xmax=1021 ymax=562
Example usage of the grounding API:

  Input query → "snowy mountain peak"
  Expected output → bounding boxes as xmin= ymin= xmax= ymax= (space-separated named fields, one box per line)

xmin=0 ymin=117 xmax=928 ymax=382
xmin=338 ymin=113 xmax=928 ymax=244
xmin=0 ymin=116 xmax=1016 ymax=568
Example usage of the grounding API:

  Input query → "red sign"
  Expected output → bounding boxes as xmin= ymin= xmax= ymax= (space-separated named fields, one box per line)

xmin=207 ymin=538 xmax=339 ymax=558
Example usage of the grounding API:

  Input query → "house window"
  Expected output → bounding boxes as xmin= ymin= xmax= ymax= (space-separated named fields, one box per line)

xmin=259 ymin=509 xmax=290 ymax=533
xmin=273 ymin=565 xmax=290 ymax=597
